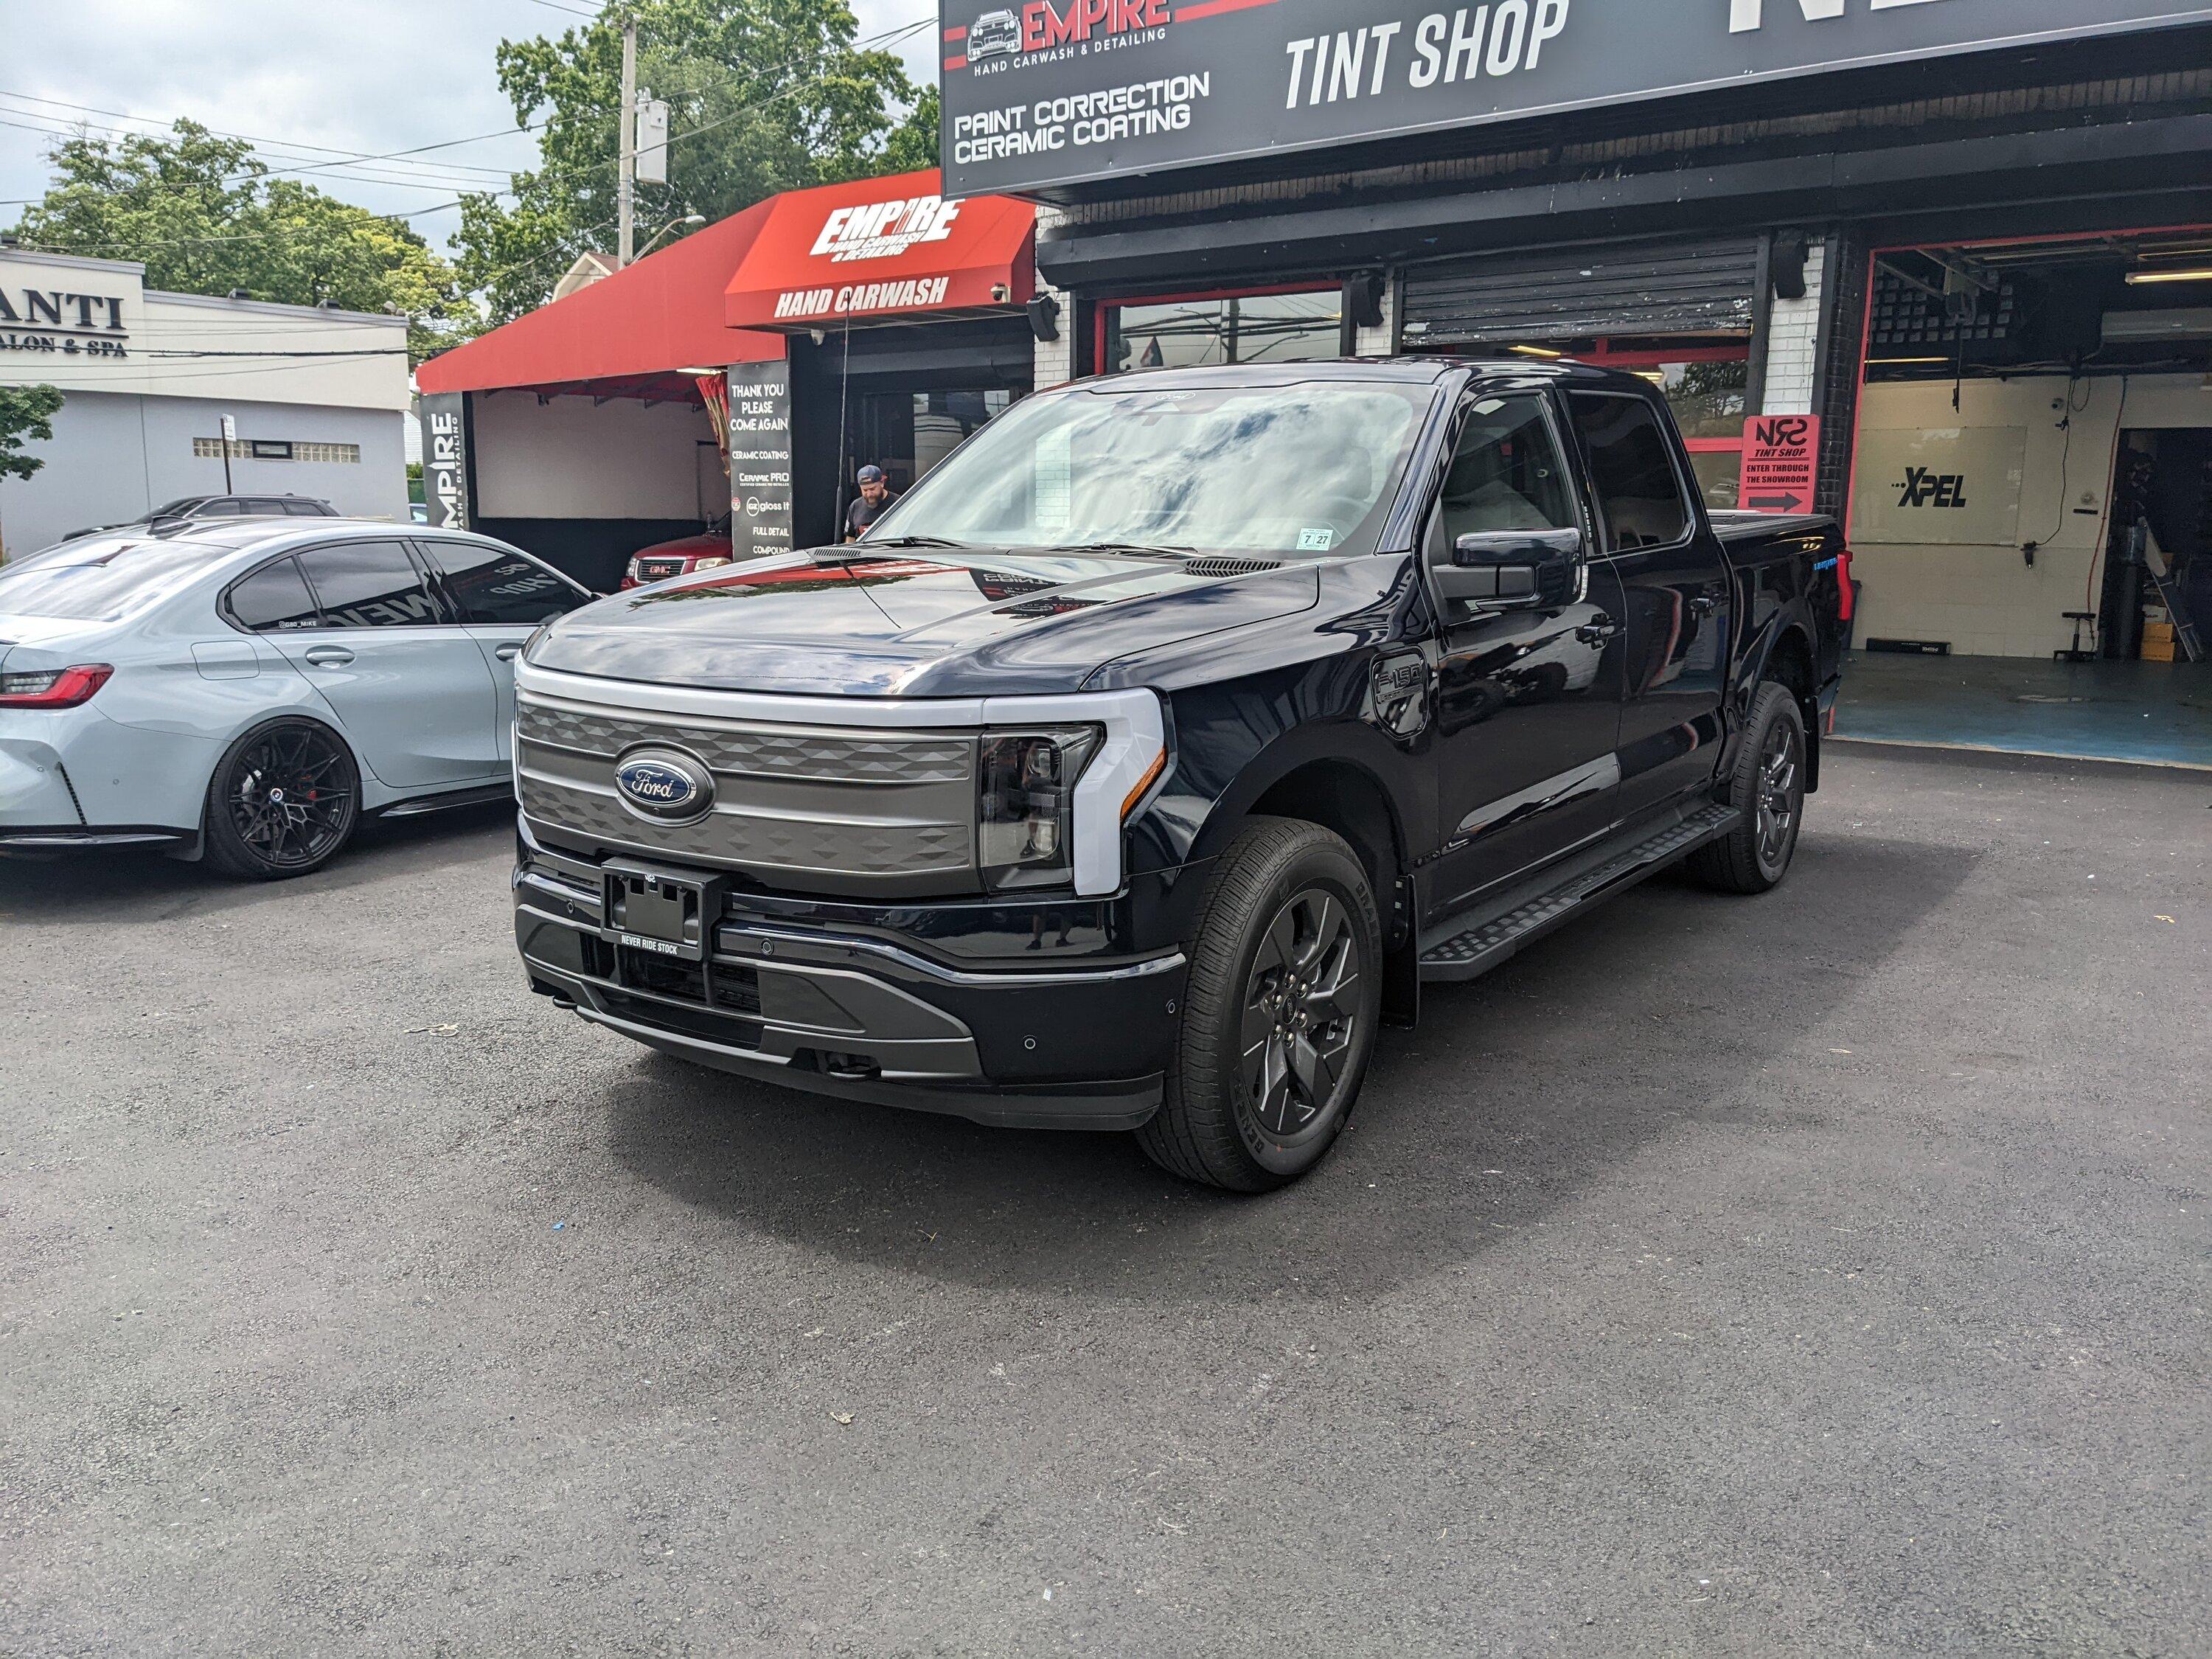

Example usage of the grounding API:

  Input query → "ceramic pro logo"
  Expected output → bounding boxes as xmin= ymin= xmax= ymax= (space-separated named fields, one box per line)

xmin=809 ymin=195 xmax=962 ymax=263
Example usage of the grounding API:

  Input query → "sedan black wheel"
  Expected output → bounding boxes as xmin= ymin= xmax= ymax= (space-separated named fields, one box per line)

xmin=202 ymin=720 xmax=360 ymax=880
xmin=1138 ymin=818 xmax=1382 ymax=1192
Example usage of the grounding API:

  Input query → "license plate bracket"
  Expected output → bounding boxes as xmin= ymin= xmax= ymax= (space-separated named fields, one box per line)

xmin=605 ymin=861 xmax=723 ymax=963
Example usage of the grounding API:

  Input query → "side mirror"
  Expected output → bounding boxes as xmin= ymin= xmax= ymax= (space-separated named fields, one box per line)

xmin=1436 ymin=527 xmax=1584 ymax=606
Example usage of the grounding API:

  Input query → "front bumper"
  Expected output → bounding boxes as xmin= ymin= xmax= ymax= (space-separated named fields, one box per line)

xmin=513 ymin=822 xmax=1188 ymax=1132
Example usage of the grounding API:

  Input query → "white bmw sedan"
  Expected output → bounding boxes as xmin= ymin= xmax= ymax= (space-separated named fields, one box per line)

xmin=0 ymin=519 xmax=593 ymax=879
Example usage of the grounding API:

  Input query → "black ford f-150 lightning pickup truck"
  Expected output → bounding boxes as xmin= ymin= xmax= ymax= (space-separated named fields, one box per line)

xmin=512 ymin=360 xmax=1848 ymax=1190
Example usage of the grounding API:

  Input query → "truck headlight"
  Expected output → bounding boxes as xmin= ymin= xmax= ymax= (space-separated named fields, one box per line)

xmin=978 ymin=726 xmax=1102 ymax=891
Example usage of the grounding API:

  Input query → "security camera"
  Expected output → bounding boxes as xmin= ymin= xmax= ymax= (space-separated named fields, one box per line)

xmin=991 ymin=282 xmax=1011 ymax=304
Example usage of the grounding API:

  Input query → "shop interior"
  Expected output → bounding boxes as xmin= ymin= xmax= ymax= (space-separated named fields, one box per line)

xmin=1836 ymin=229 xmax=2212 ymax=768
xmin=468 ymin=375 xmax=725 ymax=593
xmin=785 ymin=316 xmax=1030 ymax=549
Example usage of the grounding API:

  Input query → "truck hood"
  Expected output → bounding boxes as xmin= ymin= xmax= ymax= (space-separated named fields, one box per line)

xmin=530 ymin=547 xmax=1321 ymax=697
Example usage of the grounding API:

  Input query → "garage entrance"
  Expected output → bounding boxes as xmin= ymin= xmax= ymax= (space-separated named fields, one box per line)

xmin=1836 ymin=228 xmax=2212 ymax=768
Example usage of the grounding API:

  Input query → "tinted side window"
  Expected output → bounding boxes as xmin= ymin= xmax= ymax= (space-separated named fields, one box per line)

xmin=428 ymin=540 xmax=588 ymax=627
xmin=226 ymin=557 xmax=322 ymax=632
xmin=1436 ymin=395 xmax=1576 ymax=550
xmin=282 ymin=499 xmax=327 ymax=516
xmin=296 ymin=540 xmax=447 ymax=628
xmin=243 ymin=499 xmax=291 ymax=515
xmin=1569 ymin=394 xmax=1692 ymax=551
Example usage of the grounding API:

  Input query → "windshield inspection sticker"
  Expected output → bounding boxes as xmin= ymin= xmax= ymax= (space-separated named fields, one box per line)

xmin=1298 ymin=527 xmax=1335 ymax=552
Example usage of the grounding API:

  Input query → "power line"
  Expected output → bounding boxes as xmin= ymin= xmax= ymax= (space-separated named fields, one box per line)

xmin=0 ymin=108 xmax=521 ymax=197
xmin=0 ymin=90 xmax=521 ymax=181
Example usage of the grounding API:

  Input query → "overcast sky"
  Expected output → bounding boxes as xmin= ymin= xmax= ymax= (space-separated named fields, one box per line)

xmin=0 ymin=0 xmax=940 ymax=257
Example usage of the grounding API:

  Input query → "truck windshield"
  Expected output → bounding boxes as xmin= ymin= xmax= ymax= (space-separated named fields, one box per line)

xmin=864 ymin=380 xmax=1439 ymax=560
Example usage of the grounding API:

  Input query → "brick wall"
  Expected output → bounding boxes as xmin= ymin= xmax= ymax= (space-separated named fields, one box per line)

xmin=1759 ymin=243 xmax=1826 ymax=417
xmin=1811 ymin=229 xmax=1871 ymax=521
xmin=1032 ymin=206 xmax=1079 ymax=389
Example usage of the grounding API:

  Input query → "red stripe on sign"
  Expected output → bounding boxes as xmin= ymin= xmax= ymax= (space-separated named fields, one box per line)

xmin=943 ymin=55 xmax=969 ymax=72
xmin=1177 ymin=0 xmax=1281 ymax=18
xmin=943 ymin=25 xmax=967 ymax=40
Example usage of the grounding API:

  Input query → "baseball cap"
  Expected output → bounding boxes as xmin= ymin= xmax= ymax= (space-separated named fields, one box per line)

xmin=856 ymin=465 xmax=886 ymax=484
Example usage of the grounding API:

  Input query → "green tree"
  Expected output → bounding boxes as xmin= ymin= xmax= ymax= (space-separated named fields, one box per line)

xmin=0 ymin=386 xmax=65 ymax=484
xmin=8 ymin=122 xmax=472 ymax=364
xmin=881 ymin=85 xmax=940 ymax=174
xmin=453 ymin=0 xmax=928 ymax=326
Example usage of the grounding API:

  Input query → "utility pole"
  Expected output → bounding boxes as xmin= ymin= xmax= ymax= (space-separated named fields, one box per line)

xmin=616 ymin=11 xmax=638 ymax=267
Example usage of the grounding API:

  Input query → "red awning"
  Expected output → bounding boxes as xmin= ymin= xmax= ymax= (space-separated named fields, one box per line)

xmin=417 ymin=200 xmax=785 ymax=396
xmin=723 ymin=170 xmax=1034 ymax=331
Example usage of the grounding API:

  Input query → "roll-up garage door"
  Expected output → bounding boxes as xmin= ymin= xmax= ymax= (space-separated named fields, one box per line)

xmin=1402 ymin=237 xmax=1764 ymax=345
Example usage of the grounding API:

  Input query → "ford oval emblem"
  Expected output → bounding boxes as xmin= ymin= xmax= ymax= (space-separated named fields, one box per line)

xmin=613 ymin=748 xmax=714 ymax=823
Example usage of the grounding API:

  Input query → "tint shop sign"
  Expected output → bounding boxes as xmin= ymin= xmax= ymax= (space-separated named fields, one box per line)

xmin=941 ymin=0 xmax=2212 ymax=195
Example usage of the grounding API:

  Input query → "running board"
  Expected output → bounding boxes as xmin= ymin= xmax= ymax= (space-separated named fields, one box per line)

xmin=1419 ymin=804 xmax=1739 ymax=983
xmin=377 ymin=784 xmax=515 ymax=819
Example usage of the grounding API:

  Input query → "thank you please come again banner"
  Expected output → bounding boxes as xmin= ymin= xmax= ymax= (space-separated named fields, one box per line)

xmin=940 ymin=0 xmax=2212 ymax=196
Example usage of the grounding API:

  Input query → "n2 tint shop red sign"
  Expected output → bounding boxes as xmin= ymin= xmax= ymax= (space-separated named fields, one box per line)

xmin=940 ymin=0 xmax=2212 ymax=196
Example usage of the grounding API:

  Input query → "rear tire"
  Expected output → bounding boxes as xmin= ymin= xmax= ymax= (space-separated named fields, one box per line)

xmin=1137 ymin=818 xmax=1382 ymax=1192
xmin=1688 ymin=681 xmax=1806 ymax=894
xmin=201 ymin=718 xmax=361 ymax=880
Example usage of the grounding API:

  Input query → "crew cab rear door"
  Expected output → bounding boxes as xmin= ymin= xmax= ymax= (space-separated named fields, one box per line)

xmin=1567 ymin=389 xmax=1736 ymax=824
xmin=1422 ymin=389 xmax=1630 ymax=917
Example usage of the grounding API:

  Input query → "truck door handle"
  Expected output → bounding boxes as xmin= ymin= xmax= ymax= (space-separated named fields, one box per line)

xmin=495 ymin=643 xmax=522 ymax=661
xmin=1690 ymin=594 xmax=1721 ymax=617
xmin=303 ymin=645 xmax=355 ymax=667
xmin=1575 ymin=615 xmax=1621 ymax=645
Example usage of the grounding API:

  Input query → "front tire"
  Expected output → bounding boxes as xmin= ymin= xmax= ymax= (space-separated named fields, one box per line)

xmin=201 ymin=718 xmax=361 ymax=880
xmin=1688 ymin=681 xmax=1806 ymax=894
xmin=1138 ymin=818 xmax=1382 ymax=1192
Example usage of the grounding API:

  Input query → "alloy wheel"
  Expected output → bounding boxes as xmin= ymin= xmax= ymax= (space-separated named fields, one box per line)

xmin=1239 ymin=887 xmax=1365 ymax=1141
xmin=229 ymin=726 xmax=354 ymax=869
xmin=1756 ymin=719 xmax=1801 ymax=869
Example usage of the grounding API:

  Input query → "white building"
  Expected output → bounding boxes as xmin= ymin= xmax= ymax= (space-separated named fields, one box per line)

xmin=0 ymin=249 xmax=411 ymax=560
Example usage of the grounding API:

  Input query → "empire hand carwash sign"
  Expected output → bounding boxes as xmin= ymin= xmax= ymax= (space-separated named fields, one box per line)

xmin=942 ymin=0 xmax=2212 ymax=195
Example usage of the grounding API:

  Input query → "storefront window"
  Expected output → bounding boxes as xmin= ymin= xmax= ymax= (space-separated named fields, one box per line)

xmin=1104 ymin=291 xmax=1342 ymax=373
xmin=846 ymin=388 xmax=1012 ymax=493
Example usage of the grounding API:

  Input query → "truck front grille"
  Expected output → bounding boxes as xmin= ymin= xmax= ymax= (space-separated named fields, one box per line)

xmin=516 ymin=691 xmax=978 ymax=895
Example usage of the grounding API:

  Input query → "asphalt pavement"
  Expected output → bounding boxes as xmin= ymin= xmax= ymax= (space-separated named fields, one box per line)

xmin=2 ymin=743 xmax=2206 ymax=1656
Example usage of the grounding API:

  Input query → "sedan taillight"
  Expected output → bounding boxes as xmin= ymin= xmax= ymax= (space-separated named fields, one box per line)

xmin=0 ymin=664 xmax=114 ymax=708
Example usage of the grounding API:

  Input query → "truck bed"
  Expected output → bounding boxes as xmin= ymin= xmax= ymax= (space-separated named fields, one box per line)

xmin=1708 ymin=509 xmax=1836 ymax=543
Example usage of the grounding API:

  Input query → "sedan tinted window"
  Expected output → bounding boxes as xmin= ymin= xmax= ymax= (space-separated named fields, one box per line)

xmin=296 ymin=540 xmax=447 ymax=628
xmin=226 ymin=557 xmax=321 ymax=632
xmin=428 ymin=540 xmax=588 ymax=626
